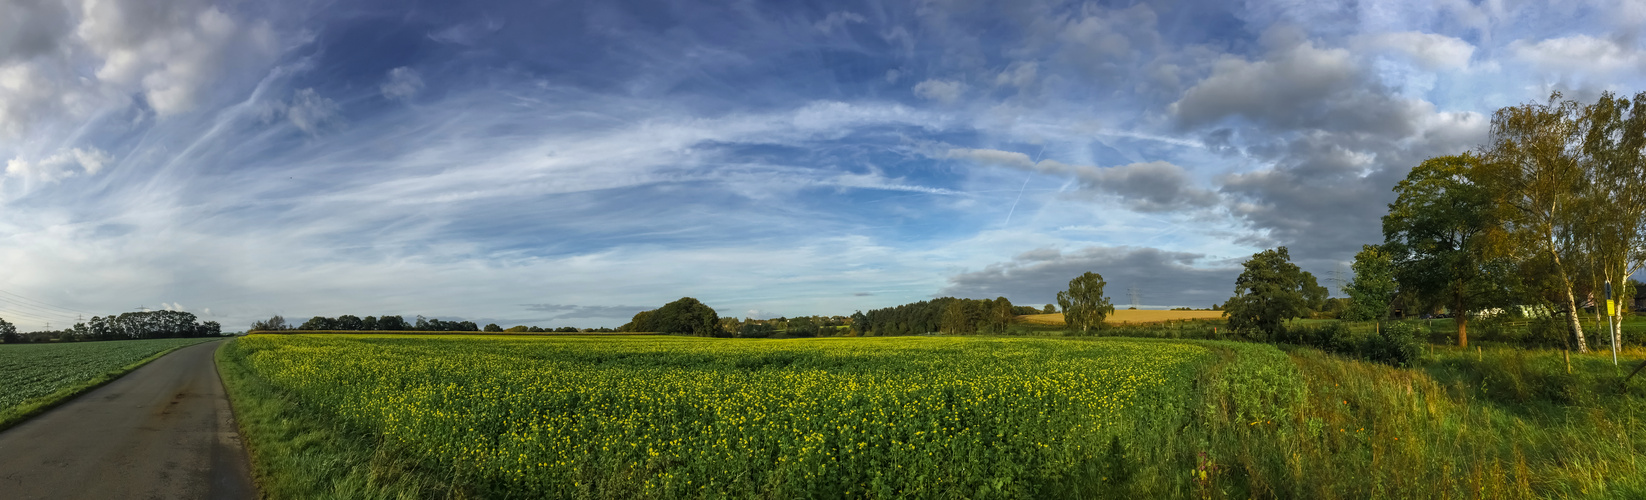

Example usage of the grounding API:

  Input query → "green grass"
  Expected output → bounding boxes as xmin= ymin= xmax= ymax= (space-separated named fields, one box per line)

xmin=0 ymin=337 xmax=220 ymax=430
xmin=220 ymin=334 xmax=1214 ymax=498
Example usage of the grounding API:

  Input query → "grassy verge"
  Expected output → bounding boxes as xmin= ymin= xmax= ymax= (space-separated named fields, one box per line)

xmin=1163 ymin=344 xmax=1646 ymax=498
xmin=216 ymin=338 xmax=452 ymax=499
xmin=0 ymin=338 xmax=219 ymax=431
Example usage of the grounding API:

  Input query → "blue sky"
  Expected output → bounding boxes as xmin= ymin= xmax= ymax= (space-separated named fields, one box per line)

xmin=1 ymin=0 xmax=1644 ymax=330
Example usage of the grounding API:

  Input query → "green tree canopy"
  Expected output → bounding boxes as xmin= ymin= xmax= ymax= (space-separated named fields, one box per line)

xmin=1382 ymin=154 xmax=1507 ymax=346
xmin=622 ymin=298 xmax=722 ymax=336
xmin=1343 ymin=245 xmax=1398 ymax=322
xmin=1225 ymin=247 xmax=1314 ymax=337
xmin=1057 ymin=272 xmax=1115 ymax=335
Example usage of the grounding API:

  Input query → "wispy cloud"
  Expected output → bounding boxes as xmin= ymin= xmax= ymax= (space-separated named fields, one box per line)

xmin=0 ymin=0 xmax=1639 ymax=330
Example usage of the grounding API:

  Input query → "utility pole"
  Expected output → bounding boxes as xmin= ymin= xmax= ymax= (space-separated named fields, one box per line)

xmin=1128 ymin=286 xmax=1142 ymax=310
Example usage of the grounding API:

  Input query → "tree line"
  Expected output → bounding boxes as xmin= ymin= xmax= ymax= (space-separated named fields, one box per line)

xmin=0 ymin=310 xmax=223 ymax=344
xmin=249 ymin=314 xmax=610 ymax=333
xmin=1334 ymin=91 xmax=1646 ymax=352
xmin=852 ymin=297 xmax=1053 ymax=336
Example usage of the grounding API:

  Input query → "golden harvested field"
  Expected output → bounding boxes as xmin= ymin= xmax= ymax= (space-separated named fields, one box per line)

xmin=1018 ymin=309 xmax=1224 ymax=325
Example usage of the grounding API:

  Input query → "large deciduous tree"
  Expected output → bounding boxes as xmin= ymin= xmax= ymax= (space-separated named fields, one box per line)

xmin=1383 ymin=154 xmax=1505 ymax=347
xmin=622 ymin=297 xmax=721 ymax=336
xmin=1225 ymin=247 xmax=1315 ymax=337
xmin=1057 ymin=272 xmax=1115 ymax=335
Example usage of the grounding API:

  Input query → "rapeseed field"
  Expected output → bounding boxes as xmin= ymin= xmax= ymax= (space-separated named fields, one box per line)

xmin=227 ymin=334 xmax=1209 ymax=498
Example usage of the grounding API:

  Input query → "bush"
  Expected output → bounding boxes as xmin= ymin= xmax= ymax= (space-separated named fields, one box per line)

xmin=1366 ymin=322 xmax=1423 ymax=366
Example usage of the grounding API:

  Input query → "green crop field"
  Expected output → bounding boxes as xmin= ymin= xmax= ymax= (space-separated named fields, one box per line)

xmin=220 ymin=334 xmax=1219 ymax=498
xmin=0 ymin=337 xmax=219 ymax=429
xmin=220 ymin=334 xmax=1646 ymax=499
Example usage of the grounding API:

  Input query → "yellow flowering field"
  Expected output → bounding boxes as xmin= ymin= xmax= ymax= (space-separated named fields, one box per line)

xmin=229 ymin=334 xmax=1210 ymax=498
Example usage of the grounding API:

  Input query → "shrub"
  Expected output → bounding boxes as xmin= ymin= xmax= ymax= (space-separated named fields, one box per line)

xmin=1366 ymin=322 xmax=1423 ymax=366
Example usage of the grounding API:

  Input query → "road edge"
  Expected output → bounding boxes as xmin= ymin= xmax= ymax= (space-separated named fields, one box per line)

xmin=0 ymin=338 xmax=221 ymax=432
xmin=212 ymin=339 xmax=262 ymax=499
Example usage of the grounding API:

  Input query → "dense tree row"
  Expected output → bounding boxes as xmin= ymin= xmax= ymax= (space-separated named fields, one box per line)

xmin=720 ymin=316 xmax=851 ymax=338
xmin=854 ymin=296 xmax=1021 ymax=336
xmin=249 ymin=314 xmax=604 ymax=333
xmin=0 ymin=311 xmax=222 ymax=343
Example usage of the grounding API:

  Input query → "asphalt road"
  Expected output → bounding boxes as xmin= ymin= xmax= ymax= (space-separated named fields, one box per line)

xmin=0 ymin=340 xmax=256 ymax=499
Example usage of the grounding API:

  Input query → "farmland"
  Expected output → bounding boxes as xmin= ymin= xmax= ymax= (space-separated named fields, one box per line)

xmin=0 ymin=337 xmax=220 ymax=429
xmin=220 ymin=334 xmax=1220 ymax=498
xmin=219 ymin=333 xmax=1646 ymax=498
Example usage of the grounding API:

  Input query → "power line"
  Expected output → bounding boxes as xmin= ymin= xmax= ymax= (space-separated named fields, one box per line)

xmin=0 ymin=296 xmax=85 ymax=321
xmin=0 ymin=289 xmax=95 ymax=316
xmin=0 ymin=307 xmax=72 ymax=324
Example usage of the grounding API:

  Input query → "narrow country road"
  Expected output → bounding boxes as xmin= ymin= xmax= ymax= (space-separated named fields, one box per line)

xmin=0 ymin=340 xmax=256 ymax=499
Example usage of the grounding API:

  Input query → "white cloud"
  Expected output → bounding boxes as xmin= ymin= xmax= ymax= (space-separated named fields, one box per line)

xmin=78 ymin=2 xmax=278 ymax=115
xmin=286 ymin=88 xmax=341 ymax=134
xmin=1511 ymin=35 xmax=1645 ymax=75
xmin=1359 ymin=31 xmax=1475 ymax=70
xmin=4 ymin=147 xmax=112 ymax=184
xmin=381 ymin=67 xmax=424 ymax=100
xmin=814 ymin=11 xmax=867 ymax=33
xmin=0 ymin=0 xmax=278 ymax=136
xmin=913 ymin=79 xmax=966 ymax=103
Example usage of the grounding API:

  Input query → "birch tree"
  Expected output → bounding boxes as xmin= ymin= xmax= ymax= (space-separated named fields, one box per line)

xmin=1477 ymin=93 xmax=1592 ymax=352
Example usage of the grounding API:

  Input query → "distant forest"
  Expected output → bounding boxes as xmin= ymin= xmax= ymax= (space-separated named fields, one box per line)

xmin=0 ymin=310 xmax=222 ymax=343
xmin=248 ymin=314 xmax=614 ymax=333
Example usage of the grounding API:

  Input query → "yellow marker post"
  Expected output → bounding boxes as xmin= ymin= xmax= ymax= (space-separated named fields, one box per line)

xmin=1606 ymin=281 xmax=1618 ymax=368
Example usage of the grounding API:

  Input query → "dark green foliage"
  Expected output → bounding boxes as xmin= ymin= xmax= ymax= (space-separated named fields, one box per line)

xmin=376 ymin=315 xmax=410 ymax=331
xmin=1343 ymin=245 xmax=1395 ymax=322
xmin=621 ymin=297 xmax=721 ymax=336
xmin=858 ymin=297 xmax=1018 ymax=336
xmin=334 ymin=315 xmax=364 ymax=331
xmin=1224 ymin=247 xmax=1315 ymax=337
xmin=1098 ymin=436 xmax=1134 ymax=499
xmin=1369 ymin=322 xmax=1423 ymax=366
xmin=1382 ymin=154 xmax=1510 ymax=346
xmin=0 ymin=318 xmax=16 ymax=344
xmin=250 ymin=315 xmax=288 ymax=331
xmin=483 ymin=323 xmax=504 ymax=332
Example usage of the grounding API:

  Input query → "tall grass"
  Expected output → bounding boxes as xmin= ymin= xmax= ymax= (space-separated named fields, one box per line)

xmin=1163 ymin=344 xmax=1646 ymax=498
